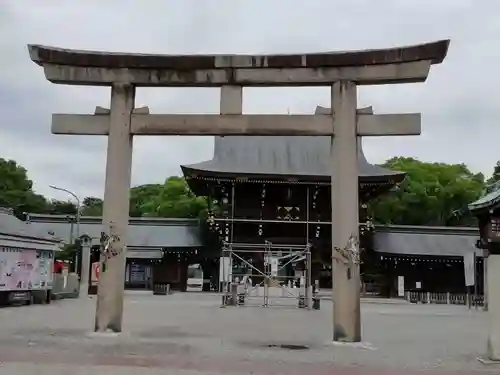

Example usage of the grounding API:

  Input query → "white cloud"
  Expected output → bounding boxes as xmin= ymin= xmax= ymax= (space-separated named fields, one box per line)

xmin=1 ymin=0 xmax=498 ymax=201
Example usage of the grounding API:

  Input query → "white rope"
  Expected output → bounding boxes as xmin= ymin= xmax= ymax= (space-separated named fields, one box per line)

xmin=99 ymin=223 xmax=122 ymax=258
xmin=333 ymin=234 xmax=361 ymax=265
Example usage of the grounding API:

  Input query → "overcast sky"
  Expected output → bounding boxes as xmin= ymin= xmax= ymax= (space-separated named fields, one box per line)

xmin=0 ymin=0 xmax=497 ymax=202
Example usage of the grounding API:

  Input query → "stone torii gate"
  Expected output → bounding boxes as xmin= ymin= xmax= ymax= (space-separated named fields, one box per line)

xmin=28 ymin=40 xmax=449 ymax=340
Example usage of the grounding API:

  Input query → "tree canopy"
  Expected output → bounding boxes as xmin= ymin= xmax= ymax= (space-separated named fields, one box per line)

xmin=368 ymin=157 xmax=485 ymax=226
xmin=0 ymin=158 xmax=208 ymax=219
xmin=80 ymin=177 xmax=207 ymax=218
xmin=0 ymin=158 xmax=49 ymax=214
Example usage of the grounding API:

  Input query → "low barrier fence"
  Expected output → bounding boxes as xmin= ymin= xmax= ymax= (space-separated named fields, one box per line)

xmin=404 ymin=291 xmax=484 ymax=307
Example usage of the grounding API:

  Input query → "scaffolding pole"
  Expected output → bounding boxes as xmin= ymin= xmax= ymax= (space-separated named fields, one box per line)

xmin=220 ymin=241 xmax=313 ymax=309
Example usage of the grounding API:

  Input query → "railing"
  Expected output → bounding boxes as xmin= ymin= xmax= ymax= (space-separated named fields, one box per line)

xmin=404 ymin=291 xmax=484 ymax=307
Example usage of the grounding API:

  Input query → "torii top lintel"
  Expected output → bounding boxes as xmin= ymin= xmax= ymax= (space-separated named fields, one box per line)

xmin=28 ymin=40 xmax=449 ymax=87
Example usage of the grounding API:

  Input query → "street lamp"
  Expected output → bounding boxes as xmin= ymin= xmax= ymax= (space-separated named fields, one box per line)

xmin=49 ymin=185 xmax=81 ymax=241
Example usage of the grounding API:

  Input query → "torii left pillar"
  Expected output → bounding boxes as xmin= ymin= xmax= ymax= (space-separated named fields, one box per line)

xmin=94 ymin=84 xmax=135 ymax=332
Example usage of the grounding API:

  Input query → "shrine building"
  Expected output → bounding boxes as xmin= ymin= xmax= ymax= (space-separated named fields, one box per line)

xmin=181 ymin=124 xmax=482 ymax=296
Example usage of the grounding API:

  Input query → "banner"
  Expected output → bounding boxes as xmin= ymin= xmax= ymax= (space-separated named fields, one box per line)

xmin=219 ymin=257 xmax=232 ymax=283
xmin=270 ymin=257 xmax=279 ymax=277
xmin=397 ymin=276 xmax=405 ymax=297
xmin=463 ymin=252 xmax=475 ymax=286
xmin=91 ymin=262 xmax=100 ymax=286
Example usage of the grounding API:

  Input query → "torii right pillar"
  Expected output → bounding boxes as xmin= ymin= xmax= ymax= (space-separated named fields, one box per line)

xmin=331 ymin=80 xmax=361 ymax=342
xmin=328 ymin=54 xmax=450 ymax=341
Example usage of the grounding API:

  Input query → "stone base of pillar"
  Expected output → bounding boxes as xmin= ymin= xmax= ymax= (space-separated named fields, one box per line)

xmin=333 ymin=261 xmax=361 ymax=343
xmin=477 ymin=357 xmax=500 ymax=365
xmin=86 ymin=331 xmax=129 ymax=339
xmin=328 ymin=341 xmax=376 ymax=351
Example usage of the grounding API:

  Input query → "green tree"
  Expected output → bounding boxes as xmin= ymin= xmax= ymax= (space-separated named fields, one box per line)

xmin=487 ymin=160 xmax=500 ymax=185
xmin=80 ymin=196 xmax=103 ymax=216
xmin=0 ymin=158 xmax=48 ymax=214
xmin=78 ymin=177 xmax=207 ymax=219
xmin=129 ymin=184 xmax=163 ymax=216
xmin=138 ymin=177 xmax=207 ymax=218
xmin=369 ymin=157 xmax=485 ymax=226
xmin=47 ymin=199 xmax=78 ymax=215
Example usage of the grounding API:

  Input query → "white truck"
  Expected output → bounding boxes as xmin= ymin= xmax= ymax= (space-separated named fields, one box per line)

xmin=0 ymin=248 xmax=54 ymax=305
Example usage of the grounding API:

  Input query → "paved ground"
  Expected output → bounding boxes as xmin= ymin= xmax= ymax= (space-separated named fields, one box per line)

xmin=0 ymin=291 xmax=497 ymax=374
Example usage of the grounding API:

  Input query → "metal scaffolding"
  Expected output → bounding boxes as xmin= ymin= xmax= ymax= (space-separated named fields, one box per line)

xmin=219 ymin=241 xmax=314 ymax=309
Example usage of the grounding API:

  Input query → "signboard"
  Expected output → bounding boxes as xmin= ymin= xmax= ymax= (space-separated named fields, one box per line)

xmin=219 ymin=257 xmax=232 ymax=283
xmin=130 ymin=264 xmax=145 ymax=283
xmin=91 ymin=262 xmax=100 ymax=286
xmin=0 ymin=248 xmax=53 ymax=291
xmin=463 ymin=252 xmax=475 ymax=286
xmin=397 ymin=276 xmax=405 ymax=297
xmin=488 ymin=218 xmax=500 ymax=243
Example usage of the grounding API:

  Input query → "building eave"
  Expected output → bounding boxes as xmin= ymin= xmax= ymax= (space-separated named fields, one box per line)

xmin=182 ymin=166 xmax=405 ymax=186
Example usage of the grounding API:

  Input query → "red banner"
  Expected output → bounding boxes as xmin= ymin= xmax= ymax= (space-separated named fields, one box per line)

xmin=91 ymin=262 xmax=100 ymax=286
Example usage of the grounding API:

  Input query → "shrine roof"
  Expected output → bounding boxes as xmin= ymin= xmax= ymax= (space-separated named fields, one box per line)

xmin=468 ymin=181 xmax=500 ymax=213
xmin=27 ymin=214 xmax=202 ymax=250
xmin=28 ymin=40 xmax=449 ymax=70
xmin=0 ymin=208 xmax=61 ymax=251
xmin=374 ymin=225 xmax=481 ymax=257
xmin=182 ymin=136 xmax=405 ymax=182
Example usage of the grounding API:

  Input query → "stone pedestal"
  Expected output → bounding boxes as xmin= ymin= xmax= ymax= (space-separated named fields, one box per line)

xmin=79 ymin=242 xmax=91 ymax=298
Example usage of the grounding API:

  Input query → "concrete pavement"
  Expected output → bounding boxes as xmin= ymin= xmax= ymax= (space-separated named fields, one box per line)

xmin=0 ymin=291 xmax=496 ymax=374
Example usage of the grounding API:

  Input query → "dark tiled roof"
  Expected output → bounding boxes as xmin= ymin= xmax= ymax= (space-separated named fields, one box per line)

xmin=183 ymin=136 xmax=404 ymax=181
xmin=374 ymin=225 xmax=481 ymax=257
xmin=468 ymin=181 xmax=500 ymax=212
xmin=23 ymin=213 xmax=483 ymax=258
xmin=27 ymin=214 xmax=202 ymax=248
xmin=0 ymin=208 xmax=58 ymax=241
xmin=0 ymin=208 xmax=61 ymax=251
xmin=183 ymin=105 xmax=404 ymax=181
